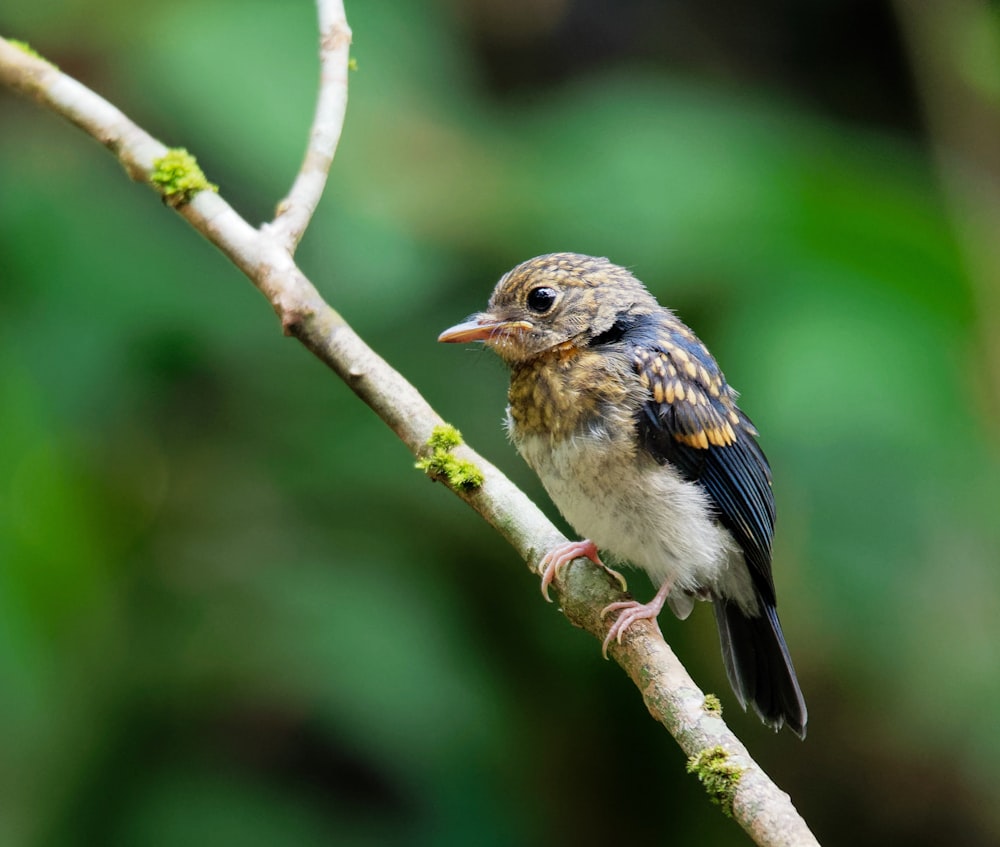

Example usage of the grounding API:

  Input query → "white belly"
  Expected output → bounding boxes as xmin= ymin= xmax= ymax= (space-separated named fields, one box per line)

xmin=513 ymin=426 xmax=755 ymax=616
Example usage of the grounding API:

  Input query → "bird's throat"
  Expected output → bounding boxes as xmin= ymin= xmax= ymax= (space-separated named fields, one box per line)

xmin=507 ymin=346 xmax=633 ymax=441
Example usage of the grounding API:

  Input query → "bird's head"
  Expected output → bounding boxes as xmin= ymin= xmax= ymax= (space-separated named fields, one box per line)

xmin=438 ymin=253 xmax=658 ymax=364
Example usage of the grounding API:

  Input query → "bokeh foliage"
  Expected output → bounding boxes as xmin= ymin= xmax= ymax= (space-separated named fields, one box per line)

xmin=2 ymin=1 xmax=1000 ymax=845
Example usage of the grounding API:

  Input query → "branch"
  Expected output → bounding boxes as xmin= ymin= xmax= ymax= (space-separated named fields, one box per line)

xmin=267 ymin=0 xmax=352 ymax=252
xmin=0 ymin=30 xmax=819 ymax=847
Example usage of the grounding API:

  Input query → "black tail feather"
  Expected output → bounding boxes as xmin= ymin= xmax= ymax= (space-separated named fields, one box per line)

xmin=713 ymin=596 xmax=807 ymax=739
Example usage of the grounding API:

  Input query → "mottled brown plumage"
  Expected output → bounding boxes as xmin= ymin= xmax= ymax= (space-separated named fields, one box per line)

xmin=439 ymin=252 xmax=807 ymax=738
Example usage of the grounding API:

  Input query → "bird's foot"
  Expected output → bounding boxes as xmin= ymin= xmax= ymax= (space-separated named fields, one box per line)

xmin=600 ymin=579 xmax=672 ymax=658
xmin=539 ymin=540 xmax=627 ymax=602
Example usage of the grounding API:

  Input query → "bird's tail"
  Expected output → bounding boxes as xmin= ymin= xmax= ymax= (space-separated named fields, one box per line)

xmin=713 ymin=596 xmax=807 ymax=739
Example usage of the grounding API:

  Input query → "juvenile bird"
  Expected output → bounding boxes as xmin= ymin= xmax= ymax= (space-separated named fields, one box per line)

xmin=439 ymin=253 xmax=807 ymax=738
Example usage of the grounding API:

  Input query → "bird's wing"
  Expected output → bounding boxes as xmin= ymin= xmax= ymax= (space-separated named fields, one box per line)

xmin=630 ymin=325 xmax=776 ymax=602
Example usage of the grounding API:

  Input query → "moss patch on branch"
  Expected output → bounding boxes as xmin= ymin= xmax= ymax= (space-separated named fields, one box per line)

xmin=416 ymin=424 xmax=484 ymax=490
xmin=9 ymin=39 xmax=45 ymax=62
xmin=702 ymin=693 xmax=722 ymax=716
xmin=150 ymin=148 xmax=217 ymax=207
xmin=686 ymin=746 xmax=743 ymax=817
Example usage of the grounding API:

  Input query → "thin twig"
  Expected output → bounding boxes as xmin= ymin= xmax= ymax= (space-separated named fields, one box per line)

xmin=267 ymin=0 xmax=352 ymax=252
xmin=0 ymin=30 xmax=819 ymax=847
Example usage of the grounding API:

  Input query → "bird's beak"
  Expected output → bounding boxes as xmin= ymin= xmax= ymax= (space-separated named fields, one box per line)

xmin=438 ymin=315 xmax=531 ymax=344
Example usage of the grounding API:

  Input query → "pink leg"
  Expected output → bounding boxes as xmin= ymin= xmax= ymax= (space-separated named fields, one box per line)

xmin=539 ymin=540 xmax=628 ymax=602
xmin=600 ymin=578 xmax=674 ymax=658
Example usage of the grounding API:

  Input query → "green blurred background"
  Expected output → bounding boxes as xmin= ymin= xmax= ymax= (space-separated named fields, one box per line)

xmin=3 ymin=1 xmax=1000 ymax=844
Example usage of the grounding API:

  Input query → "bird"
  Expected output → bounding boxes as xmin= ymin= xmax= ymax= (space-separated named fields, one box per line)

xmin=438 ymin=252 xmax=807 ymax=738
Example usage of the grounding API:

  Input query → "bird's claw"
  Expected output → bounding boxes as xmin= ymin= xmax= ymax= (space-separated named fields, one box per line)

xmin=539 ymin=539 xmax=626 ymax=601
xmin=599 ymin=581 xmax=672 ymax=658
xmin=600 ymin=600 xmax=654 ymax=658
xmin=605 ymin=565 xmax=629 ymax=593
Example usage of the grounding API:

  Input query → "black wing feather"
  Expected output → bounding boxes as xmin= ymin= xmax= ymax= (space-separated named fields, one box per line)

xmin=600 ymin=310 xmax=808 ymax=738
xmin=614 ymin=313 xmax=805 ymax=737
xmin=629 ymin=323 xmax=776 ymax=602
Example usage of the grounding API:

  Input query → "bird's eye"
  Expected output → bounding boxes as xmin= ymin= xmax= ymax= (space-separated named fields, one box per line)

xmin=526 ymin=286 xmax=558 ymax=313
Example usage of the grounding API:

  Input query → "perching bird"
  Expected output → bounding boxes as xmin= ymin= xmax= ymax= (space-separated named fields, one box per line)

xmin=438 ymin=253 xmax=807 ymax=738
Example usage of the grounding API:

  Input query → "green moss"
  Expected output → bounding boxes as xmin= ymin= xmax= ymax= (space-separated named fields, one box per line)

xmin=686 ymin=746 xmax=743 ymax=817
xmin=9 ymin=39 xmax=55 ymax=66
xmin=702 ymin=693 xmax=723 ymax=715
xmin=150 ymin=148 xmax=217 ymax=207
xmin=426 ymin=424 xmax=463 ymax=451
xmin=9 ymin=39 xmax=39 ymax=59
xmin=348 ymin=56 xmax=358 ymax=71
xmin=416 ymin=425 xmax=484 ymax=490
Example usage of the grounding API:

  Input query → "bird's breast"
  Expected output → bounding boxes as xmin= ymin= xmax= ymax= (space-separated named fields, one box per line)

xmin=506 ymin=346 xmax=637 ymax=442
xmin=506 ymin=346 xmax=751 ymax=610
